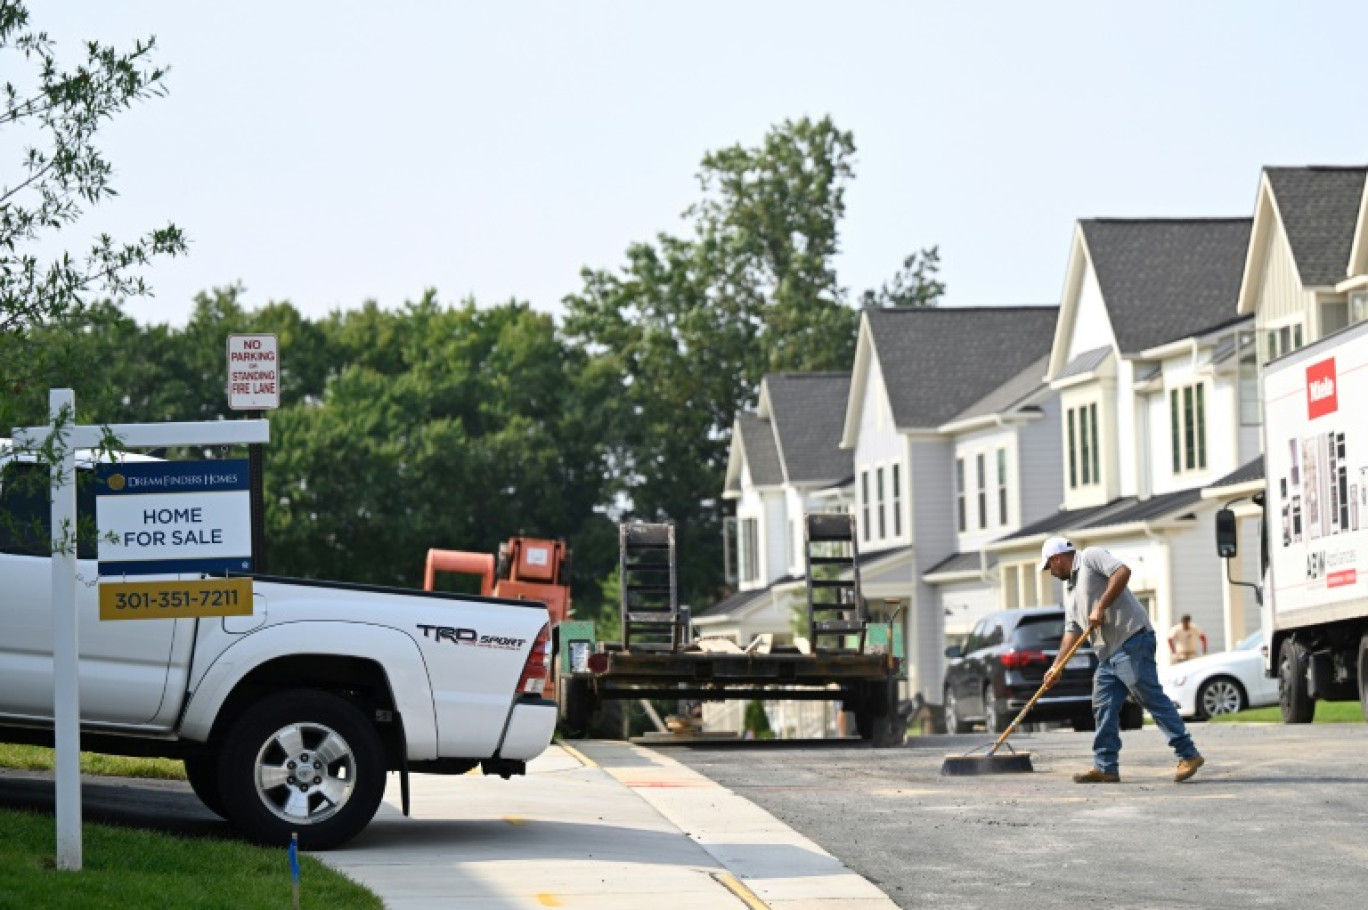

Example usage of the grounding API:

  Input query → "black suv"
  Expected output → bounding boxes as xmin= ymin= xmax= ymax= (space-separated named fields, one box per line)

xmin=942 ymin=606 xmax=1143 ymax=734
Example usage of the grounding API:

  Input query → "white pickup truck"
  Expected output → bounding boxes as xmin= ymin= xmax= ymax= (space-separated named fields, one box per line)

xmin=0 ymin=447 xmax=557 ymax=849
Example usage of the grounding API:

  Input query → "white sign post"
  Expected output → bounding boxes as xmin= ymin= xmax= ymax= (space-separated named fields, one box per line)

xmin=227 ymin=333 xmax=280 ymax=411
xmin=14 ymin=391 xmax=269 ymax=871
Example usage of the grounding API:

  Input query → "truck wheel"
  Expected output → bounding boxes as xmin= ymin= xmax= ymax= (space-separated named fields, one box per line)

xmin=183 ymin=755 xmax=226 ymax=818
xmin=944 ymin=689 xmax=966 ymax=734
xmin=218 ymin=690 xmax=387 ymax=850
xmin=1278 ymin=638 xmax=1315 ymax=724
xmin=1358 ymin=634 xmax=1368 ymax=723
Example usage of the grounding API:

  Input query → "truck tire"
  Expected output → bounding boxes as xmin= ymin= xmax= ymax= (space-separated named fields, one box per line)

xmin=218 ymin=690 xmax=387 ymax=850
xmin=183 ymin=755 xmax=226 ymax=818
xmin=1279 ymin=638 xmax=1315 ymax=724
xmin=1358 ymin=633 xmax=1368 ymax=723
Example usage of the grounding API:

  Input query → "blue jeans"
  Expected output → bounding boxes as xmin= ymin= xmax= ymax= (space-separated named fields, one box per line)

xmin=1092 ymin=628 xmax=1199 ymax=774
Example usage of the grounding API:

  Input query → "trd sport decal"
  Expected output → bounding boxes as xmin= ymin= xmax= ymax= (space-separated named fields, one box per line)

xmin=416 ymin=624 xmax=526 ymax=650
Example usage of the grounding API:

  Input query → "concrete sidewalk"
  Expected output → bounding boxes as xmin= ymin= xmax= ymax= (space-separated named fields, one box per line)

xmin=317 ymin=742 xmax=897 ymax=910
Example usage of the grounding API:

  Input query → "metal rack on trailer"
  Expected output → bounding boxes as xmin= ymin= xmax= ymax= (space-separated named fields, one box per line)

xmin=556 ymin=514 xmax=906 ymax=746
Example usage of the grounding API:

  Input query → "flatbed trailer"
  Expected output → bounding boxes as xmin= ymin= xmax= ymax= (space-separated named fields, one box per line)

xmin=557 ymin=516 xmax=907 ymax=746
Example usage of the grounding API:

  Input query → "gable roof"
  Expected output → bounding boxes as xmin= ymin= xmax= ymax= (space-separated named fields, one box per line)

xmin=1264 ymin=167 xmax=1367 ymax=287
xmin=1079 ymin=218 xmax=1252 ymax=354
xmin=734 ymin=412 xmax=783 ymax=487
xmin=945 ymin=355 xmax=1049 ymax=426
xmin=762 ymin=373 xmax=852 ymax=485
xmin=861 ymin=306 xmax=1058 ymax=429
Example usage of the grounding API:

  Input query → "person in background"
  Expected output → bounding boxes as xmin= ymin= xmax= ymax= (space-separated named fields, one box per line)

xmin=1039 ymin=537 xmax=1204 ymax=784
xmin=1167 ymin=614 xmax=1208 ymax=663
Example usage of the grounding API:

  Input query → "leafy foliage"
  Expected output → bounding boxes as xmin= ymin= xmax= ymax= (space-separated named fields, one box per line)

xmin=0 ymin=0 xmax=185 ymax=397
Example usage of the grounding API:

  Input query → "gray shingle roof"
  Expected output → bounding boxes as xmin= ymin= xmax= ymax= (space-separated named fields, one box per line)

xmin=998 ymin=487 xmax=1206 ymax=544
xmin=924 ymin=550 xmax=998 ymax=578
xmin=866 ymin=306 xmax=1058 ymax=428
xmin=1265 ymin=167 xmax=1366 ymax=287
xmin=1205 ymin=455 xmax=1264 ymax=490
xmin=764 ymin=373 xmax=852 ymax=484
xmin=1056 ymin=345 xmax=1113 ymax=380
xmin=735 ymin=413 xmax=783 ymax=486
xmin=948 ymin=355 xmax=1049 ymax=424
xmin=694 ymin=586 xmax=769 ymax=619
xmin=1080 ymin=219 xmax=1252 ymax=354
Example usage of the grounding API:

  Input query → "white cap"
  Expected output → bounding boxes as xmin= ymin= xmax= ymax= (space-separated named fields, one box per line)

xmin=1040 ymin=536 xmax=1074 ymax=570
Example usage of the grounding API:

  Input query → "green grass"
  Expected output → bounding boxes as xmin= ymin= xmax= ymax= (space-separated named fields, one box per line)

xmin=1209 ymin=700 xmax=1365 ymax=724
xmin=0 ymin=807 xmax=381 ymax=910
xmin=0 ymin=747 xmax=382 ymax=908
xmin=0 ymin=744 xmax=185 ymax=780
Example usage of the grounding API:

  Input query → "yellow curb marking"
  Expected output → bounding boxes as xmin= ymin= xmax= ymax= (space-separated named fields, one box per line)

xmin=503 ymin=815 xmax=527 ymax=826
xmin=559 ymin=742 xmax=598 ymax=768
xmin=712 ymin=871 xmax=771 ymax=910
xmin=536 ymin=894 xmax=562 ymax=907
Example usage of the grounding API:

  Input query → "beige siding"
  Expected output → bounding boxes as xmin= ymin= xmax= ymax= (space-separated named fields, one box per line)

xmin=1254 ymin=217 xmax=1314 ymax=342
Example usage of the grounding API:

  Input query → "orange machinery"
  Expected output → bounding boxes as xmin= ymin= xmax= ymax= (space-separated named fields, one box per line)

xmin=423 ymin=537 xmax=572 ymax=626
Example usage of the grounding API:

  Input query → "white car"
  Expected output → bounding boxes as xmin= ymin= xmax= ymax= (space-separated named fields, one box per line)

xmin=1161 ymin=630 xmax=1279 ymax=720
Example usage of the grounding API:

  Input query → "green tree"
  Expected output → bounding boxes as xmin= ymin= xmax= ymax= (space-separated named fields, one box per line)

xmin=563 ymin=117 xmax=869 ymax=607
xmin=0 ymin=0 xmax=185 ymax=398
xmin=860 ymin=246 xmax=945 ymax=309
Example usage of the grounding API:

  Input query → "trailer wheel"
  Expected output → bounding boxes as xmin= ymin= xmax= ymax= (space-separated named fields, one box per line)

xmin=1358 ymin=634 xmax=1368 ymax=723
xmin=855 ymin=679 xmax=904 ymax=747
xmin=183 ymin=755 xmax=226 ymax=818
xmin=1278 ymin=638 xmax=1315 ymax=724
xmin=218 ymin=689 xmax=387 ymax=850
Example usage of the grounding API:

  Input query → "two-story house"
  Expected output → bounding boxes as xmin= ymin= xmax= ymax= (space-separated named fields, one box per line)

xmin=839 ymin=306 xmax=1059 ymax=701
xmin=987 ymin=218 xmax=1256 ymax=659
xmin=704 ymin=372 xmax=853 ymax=646
xmin=1204 ymin=165 xmax=1368 ymax=616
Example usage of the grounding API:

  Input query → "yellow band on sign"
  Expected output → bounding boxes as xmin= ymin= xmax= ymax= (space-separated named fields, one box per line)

xmin=99 ymin=578 xmax=254 ymax=620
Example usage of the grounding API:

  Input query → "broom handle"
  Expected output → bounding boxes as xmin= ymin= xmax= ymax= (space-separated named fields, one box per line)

xmin=987 ymin=624 xmax=1096 ymax=756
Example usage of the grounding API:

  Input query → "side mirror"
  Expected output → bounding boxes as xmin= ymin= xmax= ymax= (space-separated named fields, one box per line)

xmin=1216 ymin=508 xmax=1238 ymax=558
xmin=944 ymin=643 xmax=963 ymax=659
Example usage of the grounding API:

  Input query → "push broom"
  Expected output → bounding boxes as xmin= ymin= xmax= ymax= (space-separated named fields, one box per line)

xmin=940 ymin=622 xmax=1096 ymax=775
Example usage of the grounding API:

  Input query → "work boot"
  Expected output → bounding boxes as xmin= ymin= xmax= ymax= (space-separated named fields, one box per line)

xmin=1174 ymin=755 xmax=1205 ymax=782
xmin=1073 ymin=768 xmax=1120 ymax=783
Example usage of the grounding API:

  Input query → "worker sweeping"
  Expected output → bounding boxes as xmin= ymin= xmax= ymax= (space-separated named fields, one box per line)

xmin=1039 ymin=537 xmax=1205 ymax=784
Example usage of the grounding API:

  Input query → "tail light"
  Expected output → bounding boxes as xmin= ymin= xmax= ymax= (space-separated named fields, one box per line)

xmin=1000 ymin=649 xmax=1048 ymax=669
xmin=517 ymin=623 xmax=552 ymax=695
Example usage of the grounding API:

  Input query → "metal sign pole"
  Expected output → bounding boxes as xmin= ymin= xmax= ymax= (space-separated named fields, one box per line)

xmin=249 ymin=414 xmax=266 ymax=574
xmin=49 ymin=389 xmax=82 ymax=871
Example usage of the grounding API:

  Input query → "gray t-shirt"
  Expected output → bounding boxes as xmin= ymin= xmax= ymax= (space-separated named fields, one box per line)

xmin=1064 ymin=547 xmax=1151 ymax=661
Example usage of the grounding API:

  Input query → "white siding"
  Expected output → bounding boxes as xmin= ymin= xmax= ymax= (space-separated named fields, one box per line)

xmin=1166 ymin=511 xmax=1227 ymax=654
xmin=763 ymin=492 xmax=788 ymax=585
xmin=1018 ymin=396 xmax=1065 ymax=524
xmin=1116 ymin=356 xmax=1140 ymax=497
xmin=1066 ymin=263 xmax=1116 ymax=361
xmin=853 ymin=354 xmax=907 ymax=552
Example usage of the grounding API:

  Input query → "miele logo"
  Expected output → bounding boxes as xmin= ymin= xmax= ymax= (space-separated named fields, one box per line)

xmin=1306 ymin=358 xmax=1337 ymax=419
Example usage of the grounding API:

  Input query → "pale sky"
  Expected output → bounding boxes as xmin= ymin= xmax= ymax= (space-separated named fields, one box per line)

xmin=31 ymin=2 xmax=1368 ymax=328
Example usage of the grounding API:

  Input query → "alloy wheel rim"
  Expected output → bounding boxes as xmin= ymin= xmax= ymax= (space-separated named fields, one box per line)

xmin=253 ymin=721 xmax=356 ymax=825
xmin=1202 ymin=680 xmax=1241 ymax=716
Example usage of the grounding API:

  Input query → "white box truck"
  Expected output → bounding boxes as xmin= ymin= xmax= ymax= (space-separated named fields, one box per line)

xmin=1219 ymin=318 xmax=1368 ymax=722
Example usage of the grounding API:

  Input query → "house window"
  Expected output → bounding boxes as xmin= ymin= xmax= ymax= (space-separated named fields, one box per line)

xmin=860 ymin=470 xmax=870 ymax=542
xmin=997 ymin=448 xmax=1008 ymax=525
xmin=1067 ymin=403 xmax=1100 ymax=488
xmin=1351 ymin=291 xmax=1368 ymax=327
xmin=891 ymin=464 xmax=902 ymax=537
xmin=739 ymin=517 xmax=759 ymax=583
xmin=955 ymin=458 xmax=966 ymax=532
xmin=976 ymin=453 xmax=987 ymax=530
xmin=1266 ymin=322 xmax=1304 ymax=361
xmin=1170 ymin=382 xmax=1207 ymax=473
xmin=876 ymin=466 xmax=886 ymax=539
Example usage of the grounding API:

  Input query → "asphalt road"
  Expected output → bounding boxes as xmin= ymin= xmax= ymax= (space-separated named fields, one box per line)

xmin=662 ymin=723 xmax=1368 ymax=910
